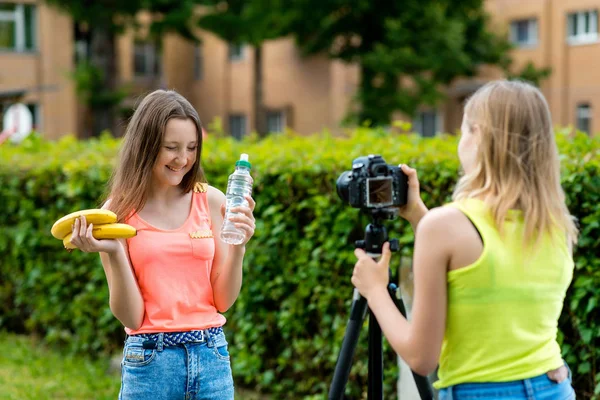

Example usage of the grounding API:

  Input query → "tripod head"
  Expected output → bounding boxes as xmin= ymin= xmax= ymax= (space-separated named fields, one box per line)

xmin=355 ymin=209 xmax=400 ymax=258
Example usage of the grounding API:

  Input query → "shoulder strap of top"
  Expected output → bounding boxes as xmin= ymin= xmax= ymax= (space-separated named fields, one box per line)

xmin=445 ymin=199 xmax=493 ymax=239
xmin=193 ymin=182 xmax=212 ymax=227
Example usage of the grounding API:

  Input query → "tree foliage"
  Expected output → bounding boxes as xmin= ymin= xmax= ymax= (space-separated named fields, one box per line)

xmin=247 ymin=0 xmax=550 ymax=125
xmin=45 ymin=0 xmax=204 ymax=136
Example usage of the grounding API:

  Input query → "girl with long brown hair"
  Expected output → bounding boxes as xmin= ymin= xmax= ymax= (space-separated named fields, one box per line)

xmin=68 ymin=89 xmax=254 ymax=399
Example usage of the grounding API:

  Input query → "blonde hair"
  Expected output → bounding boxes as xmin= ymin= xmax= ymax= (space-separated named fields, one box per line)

xmin=453 ymin=80 xmax=578 ymax=246
xmin=104 ymin=90 xmax=206 ymax=222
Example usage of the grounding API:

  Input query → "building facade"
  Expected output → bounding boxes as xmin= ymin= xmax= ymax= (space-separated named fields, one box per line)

xmin=481 ymin=0 xmax=599 ymax=136
xmin=1 ymin=0 xmax=599 ymax=139
xmin=0 ymin=0 xmax=76 ymax=140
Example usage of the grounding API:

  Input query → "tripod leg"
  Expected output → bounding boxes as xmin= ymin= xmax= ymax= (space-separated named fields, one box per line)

xmin=368 ymin=310 xmax=383 ymax=400
xmin=388 ymin=284 xmax=435 ymax=400
xmin=329 ymin=289 xmax=369 ymax=400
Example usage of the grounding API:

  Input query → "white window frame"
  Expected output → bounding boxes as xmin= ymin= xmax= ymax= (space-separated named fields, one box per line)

xmin=267 ymin=110 xmax=286 ymax=133
xmin=0 ymin=3 xmax=36 ymax=52
xmin=510 ymin=18 xmax=538 ymax=47
xmin=576 ymin=103 xmax=592 ymax=135
xmin=228 ymin=43 xmax=245 ymax=62
xmin=229 ymin=114 xmax=247 ymax=140
xmin=567 ymin=10 xmax=598 ymax=45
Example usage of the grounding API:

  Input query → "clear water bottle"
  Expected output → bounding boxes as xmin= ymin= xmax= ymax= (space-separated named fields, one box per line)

xmin=221 ymin=153 xmax=253 ymax=245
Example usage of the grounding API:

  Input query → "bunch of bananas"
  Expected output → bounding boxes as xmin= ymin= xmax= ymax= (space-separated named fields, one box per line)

xmin=51 ymin=209 xmax=137 ymax=250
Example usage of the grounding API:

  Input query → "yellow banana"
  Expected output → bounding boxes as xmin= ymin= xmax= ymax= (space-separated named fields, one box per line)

xmin=63 ymin=223 xmax=137 ymax=249
xmin=51 ymin=209 xmax=117 ymax=239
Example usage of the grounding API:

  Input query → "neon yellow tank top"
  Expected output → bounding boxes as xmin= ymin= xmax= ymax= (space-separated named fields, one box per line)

xmin=434 ymin=198 xmax=573 ymax=389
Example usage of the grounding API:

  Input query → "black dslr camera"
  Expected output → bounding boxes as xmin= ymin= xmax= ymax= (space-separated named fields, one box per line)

xmin=336 ymin=155 xmax=408 ymax=215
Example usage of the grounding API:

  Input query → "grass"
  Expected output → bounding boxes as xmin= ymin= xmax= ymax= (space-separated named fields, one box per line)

xmin=0 ymin=332 xmax=268 ymax=400
xmin=0 ymin=332 xmax=120 ymax=400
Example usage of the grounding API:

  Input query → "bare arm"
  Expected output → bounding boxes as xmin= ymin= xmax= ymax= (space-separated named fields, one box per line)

xmin=99 ymin=239 xmax=145 ymax=330
xmin=207 ymin=186 xmax=255 ymax=312
xmin=352 ymin=207 xmax=457 ymax=375
xmin=69 ymin=201 xmax=145 ymax=330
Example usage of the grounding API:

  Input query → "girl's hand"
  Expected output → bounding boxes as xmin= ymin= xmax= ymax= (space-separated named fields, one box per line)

xmin=351 ymin=242 xmax=392 ymax=300
xmin=398 ymin=165 xmax=427 ymax=225
xmin=220 ymin=195 xmax=256 ymax=246
xmin=68 ymin=216 xmax=121 ymax=254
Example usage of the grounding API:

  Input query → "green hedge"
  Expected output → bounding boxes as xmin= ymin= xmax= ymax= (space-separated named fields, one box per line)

xmin=1 ymin=128 xmax=598 ymax=399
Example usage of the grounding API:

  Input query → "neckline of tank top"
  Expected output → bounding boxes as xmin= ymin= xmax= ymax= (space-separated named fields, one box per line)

xmin=132 ymin=191 xmax=199 ymax=232
xmin=460 ymin=198 xmax=523 ymax=217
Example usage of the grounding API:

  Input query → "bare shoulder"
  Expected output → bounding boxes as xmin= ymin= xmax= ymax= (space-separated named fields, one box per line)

xmin=206 ymin=185 xmax=226 ymax=209
xmin=207 ymin=185 xmax=225 ymax=200
xmin=415 ymin=206 xmax=475 ymax=262
xmin=418 ymin=206 xmax=469 ymax=234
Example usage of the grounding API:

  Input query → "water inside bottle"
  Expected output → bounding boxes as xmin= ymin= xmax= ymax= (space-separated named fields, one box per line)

xmin=221 ymin=154 xmax=252 ymax=245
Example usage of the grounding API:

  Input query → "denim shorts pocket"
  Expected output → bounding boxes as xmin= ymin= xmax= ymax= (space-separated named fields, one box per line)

xmin=122 ymin=342 xmax=157 ymax=367
xmin=213 ymin=343 xmax=230 ymax=361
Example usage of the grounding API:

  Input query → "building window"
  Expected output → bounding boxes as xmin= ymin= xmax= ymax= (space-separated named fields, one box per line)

xmin=576 ymin=103 xmax=591 ymax=135
xmin=567 ymin=10 xmax=598 ymax=44
xmin=0 ymin=3 xmax=36 ymax=52
xmin=26 ymin=103 xmax=41 ymax=131
xmin=510 ymin=18 xmax=538 ymax=47
xmin=133 ymin=40 xmax=161 ymax=77
xmin=194 ymin=43 xmax=203 ymax=80
xmin=228 ymin=43 xmax=244 ymax=61
xmin=229 ymin=114 xmax=247 ymax=140
xmin=414 ymin=109 xmax=440 ymax=137
xmin=74 ymin=23 xmax=90 ymax=64
xmin=267 ymin=110 xmax=285 ymax=133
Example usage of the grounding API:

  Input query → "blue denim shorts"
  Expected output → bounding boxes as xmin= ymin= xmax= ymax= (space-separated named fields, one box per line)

xmin=119 ymin=328 xmax=234 ymax=400
xmin=438 ymin=363 xmax=575 ymax=400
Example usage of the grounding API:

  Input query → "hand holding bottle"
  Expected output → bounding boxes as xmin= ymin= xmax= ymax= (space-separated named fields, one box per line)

xmin=220 ymin=195 xmax=256 ymax=246
xmin=221 ymin=154 xmax=255 ymax=245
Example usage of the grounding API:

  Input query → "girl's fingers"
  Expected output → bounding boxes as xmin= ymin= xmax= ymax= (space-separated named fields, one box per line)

xmin=229 ymin=213 xmax=255 ymax=228
xmin=401 ymin=164 xmax=420 ymax=189
xmin=78 ymin=216 xmax=87 ymax=237
xmin=230 ymin=206 xmax=255 ymax=220
xmin=234 ymin=222 xmax=255 ymax=238
xmin=72 ymin=218 xmax=79 ymax=239
xmin=245 ymin=196 xmax=256 ymax=211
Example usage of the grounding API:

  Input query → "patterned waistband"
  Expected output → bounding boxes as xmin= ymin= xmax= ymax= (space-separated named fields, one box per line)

xmin=131 ymin=326 xmax=223 ymax=347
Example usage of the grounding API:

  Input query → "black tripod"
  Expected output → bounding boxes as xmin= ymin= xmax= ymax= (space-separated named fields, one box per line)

xmin=328 ymin=212 xmax=434 ymax=400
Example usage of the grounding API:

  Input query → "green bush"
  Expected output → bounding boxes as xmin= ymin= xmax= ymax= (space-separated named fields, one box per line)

xmin=1 ymin=128 xmax=598 ymax=399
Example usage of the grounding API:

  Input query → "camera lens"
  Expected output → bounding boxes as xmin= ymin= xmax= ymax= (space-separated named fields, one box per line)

xmin=336 ymin=171 xmax=352 ymax=203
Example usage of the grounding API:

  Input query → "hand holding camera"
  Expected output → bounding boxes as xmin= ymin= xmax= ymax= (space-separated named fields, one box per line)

xmin=397 ymin=164 xmax=428 ymax=228
xmin=336 ymin=154 xmax=427 ymax=228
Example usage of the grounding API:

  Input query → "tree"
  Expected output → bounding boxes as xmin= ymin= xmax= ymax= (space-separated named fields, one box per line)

xmin=273 ymin=0 xmax=549 ymax=126
xmin=197 ymin=0 xmax=291 ymax=136
xmin=46 ymin=0 xmax=202 ymax=136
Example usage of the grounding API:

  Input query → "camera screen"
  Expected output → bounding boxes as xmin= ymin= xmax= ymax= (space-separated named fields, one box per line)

xmin=366 ymin=177 xmax=393 ymax=207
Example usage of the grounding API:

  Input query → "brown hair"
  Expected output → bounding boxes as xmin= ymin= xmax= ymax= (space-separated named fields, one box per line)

xmin=103 ymin=90 xmax=206 ymax=221
xmin=453 ymin=80 xmax=578 ymax=245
